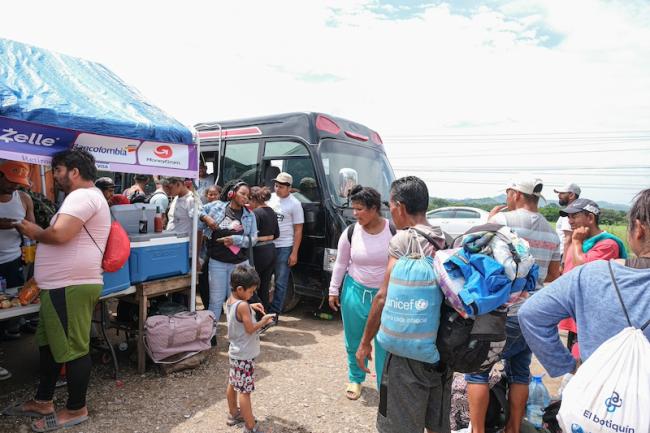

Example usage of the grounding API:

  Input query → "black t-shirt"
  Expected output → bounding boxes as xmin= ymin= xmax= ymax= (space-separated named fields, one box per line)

xmin=253 ymin=206 xmax=280 ymax=241
xmin=209 ymin=206 xmax=248 ymax=264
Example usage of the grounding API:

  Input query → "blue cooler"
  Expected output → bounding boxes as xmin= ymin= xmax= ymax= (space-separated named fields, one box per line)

xmin=128 ymin=232 xmax=190 ymax=284
xmin=102 ymin=261 xmax=131 ymax=296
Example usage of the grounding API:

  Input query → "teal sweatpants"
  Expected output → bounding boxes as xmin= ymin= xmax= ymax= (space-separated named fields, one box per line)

xmin=340 ymin=274 xmax=387 ymax=389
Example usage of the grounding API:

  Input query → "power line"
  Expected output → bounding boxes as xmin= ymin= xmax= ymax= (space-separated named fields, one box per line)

xmin=406 ymin=177 xmax=644 ymax=190
xmin=387 ymin=146 xmax=650 ymax=159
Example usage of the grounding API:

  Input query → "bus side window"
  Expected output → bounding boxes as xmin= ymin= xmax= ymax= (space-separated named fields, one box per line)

xmin=263 ymin=140 xmax=321 ymax=203
xmin=222 ymin=141 xmax=260 ymax=185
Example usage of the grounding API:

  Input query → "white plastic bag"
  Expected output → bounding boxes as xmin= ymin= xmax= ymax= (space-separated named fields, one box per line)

xmin=558 ymin=327 xmax=650 ymax=433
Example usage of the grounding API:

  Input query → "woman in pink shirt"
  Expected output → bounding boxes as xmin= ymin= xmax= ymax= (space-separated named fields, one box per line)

xmin=328 ymin=186 xmax=394 ymax=400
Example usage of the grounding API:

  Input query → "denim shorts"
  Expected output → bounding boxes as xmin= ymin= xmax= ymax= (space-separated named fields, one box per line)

xmin=465 ymin=316 xmax=531 ymax=385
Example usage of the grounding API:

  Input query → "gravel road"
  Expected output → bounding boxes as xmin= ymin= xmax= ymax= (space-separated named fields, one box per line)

xmin=0 ymin=301 xmax=559 ymax=433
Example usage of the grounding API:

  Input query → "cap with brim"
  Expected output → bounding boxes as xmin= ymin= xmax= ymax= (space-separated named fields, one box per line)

xmin=0 ymin=161 xmax=31 ymax=187
xmin=273 ymin=172 xmax=293 ymax=186
xmin=95 ymin=177 xmax=115 ymax=190
xmin=553 ymin=183 xmax=581 ymax=196
xmin=505 ymin=177 xmax=545 ymax=201
xmin=559 ymin=198 xmax=600 ymax=217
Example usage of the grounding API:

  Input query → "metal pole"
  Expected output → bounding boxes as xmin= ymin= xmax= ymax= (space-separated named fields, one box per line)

xmin=39 ymin=165 xmax=46 ymax=196
xmin=189 ymin=134 xmax=200 ymax=312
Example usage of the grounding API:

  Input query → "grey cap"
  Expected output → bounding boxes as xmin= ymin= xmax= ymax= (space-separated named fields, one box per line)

xmin=554 ymin=183 xmax=581 ymax=196
xmin=559 ymin=198 xmax=600 ymax=217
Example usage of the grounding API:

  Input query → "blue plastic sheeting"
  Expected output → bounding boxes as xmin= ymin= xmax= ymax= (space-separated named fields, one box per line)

xmin=0 ymin=38 xmax=192 ymax=145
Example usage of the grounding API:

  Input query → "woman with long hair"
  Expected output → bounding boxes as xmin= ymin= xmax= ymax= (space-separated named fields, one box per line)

xmin=328 ymin=185 xmax=394 ymax=400
xmin=199 ymin=179 xmax=257 ymax=318
xmin=248 ymin=186 xmax=279 ymax=312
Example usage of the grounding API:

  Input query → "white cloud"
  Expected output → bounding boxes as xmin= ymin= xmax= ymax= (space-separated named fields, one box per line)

xmin=2 ymin=0 xmax=649 ymax=202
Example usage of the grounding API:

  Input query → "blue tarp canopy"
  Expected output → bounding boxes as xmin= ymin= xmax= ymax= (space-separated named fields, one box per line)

xmin=0 ymin=38 xmax=197 ymax=177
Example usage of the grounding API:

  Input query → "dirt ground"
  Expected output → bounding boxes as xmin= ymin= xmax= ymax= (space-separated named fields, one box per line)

xmin=0 ymin=300 xmax=560 ymax=433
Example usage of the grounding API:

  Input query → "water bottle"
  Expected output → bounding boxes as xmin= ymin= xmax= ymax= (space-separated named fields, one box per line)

xmin=138 ymin=206 xmax=148 ymax=234
xmin=314 ymin=312 xmax=333 ymax=320
xmin=526 ymin=375 xmax=551 ymax=428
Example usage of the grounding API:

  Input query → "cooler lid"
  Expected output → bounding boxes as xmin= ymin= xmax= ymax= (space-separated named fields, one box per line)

xmin=128 ymin=231 xmax=189 ymax=242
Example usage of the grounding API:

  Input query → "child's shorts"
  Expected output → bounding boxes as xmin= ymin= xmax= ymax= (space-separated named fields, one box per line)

xmin=229 ymin=358 xmax=255 ymax=393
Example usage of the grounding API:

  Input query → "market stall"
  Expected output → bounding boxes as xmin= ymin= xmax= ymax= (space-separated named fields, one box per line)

xmin=0 ymin=38 xmax=200 ymax=373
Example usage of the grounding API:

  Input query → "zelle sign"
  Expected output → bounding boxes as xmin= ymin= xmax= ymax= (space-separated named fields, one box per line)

xmin=0 ymin=128 xmax=59 ymax=146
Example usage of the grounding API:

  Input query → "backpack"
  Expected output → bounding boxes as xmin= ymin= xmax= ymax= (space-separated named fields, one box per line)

xmin=346 ymin=220 xmax=397 ymax=245
xmin=437 ymin=302 xmax=507 ymax=373
xmin=376 ymin=228 xmax=443 ymax=364
xmin=557 ymin=261 xmax=650 ymax=433
xmin=85 ymin=210 xmax=131 ymax=273
xmin=435 ymin=223 xmax=538 ymax=374
xmin=131 ymin=190 xmax=165 ymax=205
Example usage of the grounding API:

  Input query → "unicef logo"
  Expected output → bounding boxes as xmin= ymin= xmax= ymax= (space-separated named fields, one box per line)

xmin=571 ymin=424 xmax=584 ymax=433
xmin=414 ymin=299 xmax=428 ymax=311
xmin=605 ymin=391 xmax=623 ymax=413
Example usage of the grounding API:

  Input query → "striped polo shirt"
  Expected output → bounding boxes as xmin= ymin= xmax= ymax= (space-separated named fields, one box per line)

xmin=491 ymin=209 xmax=561 ymax=315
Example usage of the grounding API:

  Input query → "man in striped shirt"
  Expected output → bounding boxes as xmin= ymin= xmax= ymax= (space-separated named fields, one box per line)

xmin=466 ymin=177 xmax=561 ymax=433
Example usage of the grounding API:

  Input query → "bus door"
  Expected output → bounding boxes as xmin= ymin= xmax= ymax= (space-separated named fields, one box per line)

xmin=261 ymin=140 xmax=325 ymax=282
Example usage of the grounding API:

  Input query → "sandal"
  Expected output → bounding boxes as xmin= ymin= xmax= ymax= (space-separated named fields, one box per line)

xmin=2 ymin=401 xmax=53 ymax=418
xmin=243 ymin=422 xmax=268 ymax=433
xmin=345 ymin=383 xmax=362 ymax=400
xmin=31 ymin=413 xmax=88 ymax=432
xmin=226 ymin=410 xmax=244 ymax=426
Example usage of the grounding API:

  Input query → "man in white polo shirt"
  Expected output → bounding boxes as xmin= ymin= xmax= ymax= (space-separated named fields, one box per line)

xmin=554 ymin=183 xmax=581 ymax=262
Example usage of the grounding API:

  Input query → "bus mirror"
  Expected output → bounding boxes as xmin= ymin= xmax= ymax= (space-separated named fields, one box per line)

xmin=338 ymin=168 xmax=358 ymax=198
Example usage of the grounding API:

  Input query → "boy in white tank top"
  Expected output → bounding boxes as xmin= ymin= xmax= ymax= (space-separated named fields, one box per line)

xmin=225 ymin=265 xmax=275 ymax=433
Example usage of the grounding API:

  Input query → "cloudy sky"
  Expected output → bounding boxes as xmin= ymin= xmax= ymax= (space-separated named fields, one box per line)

xmin=2 ymin=0 xmax=649 ymax=204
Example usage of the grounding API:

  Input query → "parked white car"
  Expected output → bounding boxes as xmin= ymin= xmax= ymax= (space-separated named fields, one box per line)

xmin=426 ymin=206 xmax=489 ymax=239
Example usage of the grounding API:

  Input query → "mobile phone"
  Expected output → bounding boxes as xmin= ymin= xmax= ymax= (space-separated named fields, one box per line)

xmin=259 ymin=314 xmax=278 ymax=333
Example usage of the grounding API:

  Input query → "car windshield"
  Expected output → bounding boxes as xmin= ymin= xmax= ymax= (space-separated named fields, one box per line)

xmin=320 ymin=139 xmax=395 ymax=206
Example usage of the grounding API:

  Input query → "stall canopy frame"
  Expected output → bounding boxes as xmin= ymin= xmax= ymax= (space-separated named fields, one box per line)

xmin=0 ymin=38 xmax=200 ymax=310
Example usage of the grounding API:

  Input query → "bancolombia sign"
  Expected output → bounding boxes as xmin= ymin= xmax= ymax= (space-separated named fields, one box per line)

xmin=0 ymin=116 xmax=197 ymax=176
xmin=74 ymin=133 xmax=139 ymax=164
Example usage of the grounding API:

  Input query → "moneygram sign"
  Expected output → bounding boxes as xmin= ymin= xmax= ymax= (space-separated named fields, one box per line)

xmin=138 ymin=141 xmax=189 ymax=169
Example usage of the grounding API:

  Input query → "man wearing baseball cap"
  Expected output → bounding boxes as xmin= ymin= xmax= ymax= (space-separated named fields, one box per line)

xmin=267 ymin=172 xmax=304 ymax=315
xmin=467 ymin=176 xmax=561 ymax=433
xmin=557 ymin=198 xmax=627 ymax=357
xmin=0 ymin=161 xmax=36 ymax=367
xmin=554 ymin=183 xmax=581 ymax=262
xmin=94 ymin=177 xmax=115 ymax=202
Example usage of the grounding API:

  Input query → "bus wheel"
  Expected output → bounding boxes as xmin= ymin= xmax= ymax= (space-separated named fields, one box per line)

xmin=282 ymin=272 xmax=301 ymax=313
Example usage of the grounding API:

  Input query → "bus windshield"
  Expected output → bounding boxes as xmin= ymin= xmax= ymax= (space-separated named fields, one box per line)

xmin=320 ymin=139 xmax=395 ymax=207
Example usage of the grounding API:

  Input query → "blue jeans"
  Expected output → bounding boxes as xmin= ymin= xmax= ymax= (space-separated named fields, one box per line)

xmin=208 ymin=259 xmax=248 ymax=319
xmin=269 ymin=247 xmax=292 ymax=314
xmin=465 ymin=315 xmax=532 ymax=385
